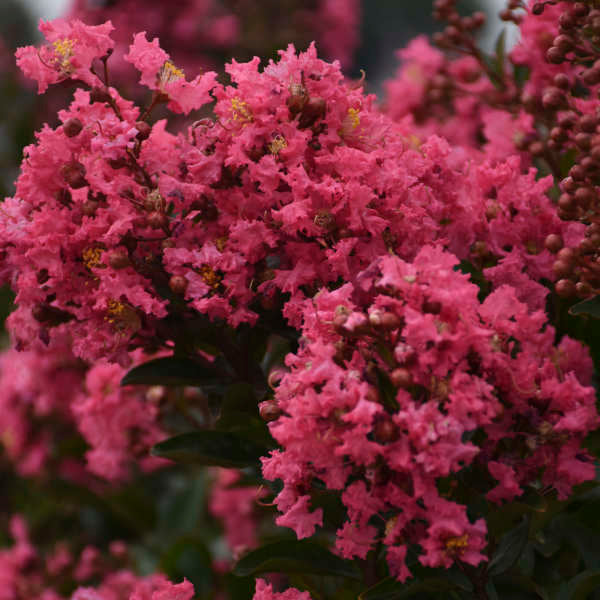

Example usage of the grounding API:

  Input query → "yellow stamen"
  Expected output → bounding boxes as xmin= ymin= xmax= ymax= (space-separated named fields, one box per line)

xmin=83 ymin=247 xmax=105 ymax=270
xmin=445 ymin=534 xmax=469 ymax=555
xmin=347 ymin=107 xmax=360 ymax=130
xmin=200 ymin=264 xmax=222 ymax=289
xmin=105 ymin=299 xmax=141 ymax=331
xmin=52 ymin=38 xmax=76 ymax=74
xmin=230 ymin=97 xmax=253 ymax=124
xmin=158 ymin=60 xmax=185 ymax=87
xmin=269 ymin=134 xmax=287 ymax=155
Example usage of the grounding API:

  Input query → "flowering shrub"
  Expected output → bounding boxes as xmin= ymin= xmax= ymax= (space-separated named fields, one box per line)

xmin=2 ymin=1 xmax=600 ymax=599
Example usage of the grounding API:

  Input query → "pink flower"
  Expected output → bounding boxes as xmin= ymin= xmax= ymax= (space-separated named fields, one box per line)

xmin=124 ymin=32 xmax=217 ymax=114
xmin=16 ymin=19 xmax=115 ymax=93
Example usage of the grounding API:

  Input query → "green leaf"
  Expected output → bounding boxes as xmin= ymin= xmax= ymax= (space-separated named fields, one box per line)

xmin=358 ymin=576 xmax=458 ymax=600
xmin=233 ymin=540 xmax=361 ymax=580
xmin=488 ymin=517 xmax=530 ymax=576
xmin=159 ymin=536 xmax=213 ymax=597
xmin=494 ymin=575 xmax=550 ymax=600
xmin=559 ymin=569 xmax=600 ymax=600
xmin=121 ymin=355 xmax=231 ymax=387
xmin=151 ymin=430 xmax=269 ymax=468
xmin=569 ymin=296 xmax=600 ymax=319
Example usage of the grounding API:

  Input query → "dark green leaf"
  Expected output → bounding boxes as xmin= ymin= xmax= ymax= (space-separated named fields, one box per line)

xmin=494 ymin=575 xmax=550 ymax=600
xmin=486 ymin=580 xmax=500 ymax=600
xmin=569 ymin=296 xmax=600 ymax=319
xmin=151 ymin=430 xmax=269 ymax=468
xmin=559 ymin=569 xmax=600 ymax=600
xmin=159 ymin=536 xmax=213 ymax=596
xmin=358 ymin=576 xmax=458 ymax=600
xmin=121 ymin=355 xmax=230 ymax=387
xmin=233 ymin=540 xmax=361 ymax=580
xmin=488 ymin=517 xmax=530 ymax=576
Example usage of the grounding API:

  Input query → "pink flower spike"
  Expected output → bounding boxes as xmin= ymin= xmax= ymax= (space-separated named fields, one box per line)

xmin=16 ymin=18 xmax=115 ymax=93
xmin=124 ymin=32 xmax=217 ymax=114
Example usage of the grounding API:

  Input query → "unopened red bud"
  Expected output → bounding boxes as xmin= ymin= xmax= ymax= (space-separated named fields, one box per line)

xmin=423 ymin=298 xmax=442 ymax=314
xmin=61 ymin=161 xmax=87 ymax=189
xmin=575 ymin=281 xmax=593 ymax=297
xmin=553 ymin=73 xmax=570 ymax=90
xmin=555 ymin=278 xmax=576 ymax=297
xmin=268 ymin=367 xmax=287 ymax=389
xmin=558 ymin=112 xmax=578 ymax=129
xmin=558 ymin=193 xmax=575 ymax=211
xmin=108 ymin=157 xmax=128 ymax=169
xmin=373 ymin=417 xmax=399 ymax=443
xmin=55 ymin=188 xmax=72 ymax=207
xmin=529 ymin=141 xmax=545 ymax=156
xmin=572 ymin=2 xmax=589 ymax=18
xmin=553 ymin=34 xmax=574 ymax=52
xmin=390 ymin=367 xmax=413 ymax=388
xmin=32 ymin=303 xmax=73 ymax=325
xmin=544 ymin=234 xmax=563 ymax=253
xmin=542 ymin=87 xmax=565 ymax=109
xmin=550 ymin=127 xmax=568 ymax=142
xmin=169 ymin=275 xmax=188 ymax=294
xmin=559 ymin=11 xmax=576 ymax=29
xmin=82 ymin=199 xmax=99 ymax=217
xmin=591 ymin=145 xmax=600 ymax=162
xmin=552 ymin=260 xmax=572 ymax=279
xmin=108 ymin=248 xmax=130 ymax=269
xmin=90 ymin=86 xmax=112 ymax=104
xmin=532 ymin=2 xmax=544 ymax=15
xmin=575 ymin=186 xmax=595 ymax=207
xmin=546 ymin=46 xmax=565 ymax=64
xmin=135 ymin=121 xmax=151 ymax=141
xmin=259 ymin=400 xmax=282 ymax=422
xmin=583 ymin=68 xmax=600 ymax=86
xmin=287 ymin=84 xmax=308 ymax=116
xmin=569 ymin=165 xmax=586 ymax=181
xmin=298 ymin=97 xmax=326 ymax=129
xmin=575 ymin=133 xmax=591 ymax=150
xmin=381 ymin=312 xmax=401 ymax=330
xmin=580 ymin=114 xmax=598 ymax=132
xmin=63 ymin=117 xmax=83 ymax=137
xmin=147 ymin=211 xmax=168 ymax=229
xmin=557 ymin=247 xmax=577 ymax=264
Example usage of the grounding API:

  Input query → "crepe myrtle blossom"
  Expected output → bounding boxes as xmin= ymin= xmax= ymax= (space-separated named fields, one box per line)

xmin=0 ymin=514 xmax=194 ymax=600
xmin=261 ymin=247 xmax=597 ymax=580
xmin=3 ymin=21 xmax=576 ymax=365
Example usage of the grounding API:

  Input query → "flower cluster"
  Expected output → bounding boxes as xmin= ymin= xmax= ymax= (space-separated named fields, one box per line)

xmin=261 ymin=246 xmax=597 ymax=580
xmin=0 ymin=514 xmax=194 ymax=600
xmin=2 ymin=24 xmax=576 ymax=365
xmin=67 ymin=0 xmax=360 ymax=76
xmin=2 ymin=7 xmax=600 ymax=597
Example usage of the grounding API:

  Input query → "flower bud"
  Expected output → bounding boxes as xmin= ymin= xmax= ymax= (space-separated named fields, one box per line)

xmin=135 ymin=121 xmax=152 ymax=141
xmin=61 ymin=161 xmax=87 ymax=189
xmin=108 ymin=248 xmax=130 ymax=269
xmin=390 ymin=367 xmax=413 ymax=389
xmin=169 ymin=275 xmax=188 ymax=295
xmin=544 ymin=234 xmax=563 ymax=253
xmin=63 ymin=117 xmax=83 ymax=138
xmin=259 ymin=400 xmax=282 ymax=422
xmin=89 ymin=86 xmax=112 ymax=104
xmin=556 ymin=279 xmax=576 ymax=297
xmin=373 ymin=417 xmax=399 ymax=443
xmin=147 ymin=211 xmax=168 ymax=229
xmin=298 ymin=97 xmax=326 ymax=129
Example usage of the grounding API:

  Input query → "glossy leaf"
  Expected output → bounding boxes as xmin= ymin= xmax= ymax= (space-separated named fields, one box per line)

xmin=121 ymin=355 xmax=231 ymax=387
xmin=559 ymin=569 xmax=600 ymax=600
xmin=151 ymin=430 xmax=269 ymax=468
xmin=488 ymin=517 xmax=530 ymax=576
xmin=569 ymin=296 xmax=600 ymax=319
xmin=358 ymin=576 xmax=458 ymax=600
xmin=233 ymin=540 xmax=361 ymax=580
